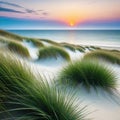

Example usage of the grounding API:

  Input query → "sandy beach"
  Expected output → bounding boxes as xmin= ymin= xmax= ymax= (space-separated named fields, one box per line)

xmin=0 ymin=30 xmax=120 ymax=120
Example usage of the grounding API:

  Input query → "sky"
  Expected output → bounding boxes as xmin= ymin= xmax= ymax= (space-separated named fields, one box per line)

xmin=0 ymin=0 xmax=120 ymax=29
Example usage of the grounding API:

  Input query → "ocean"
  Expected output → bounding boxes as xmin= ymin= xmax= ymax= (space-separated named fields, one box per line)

xmin=8 ymin=30 xmax=120 ymax=48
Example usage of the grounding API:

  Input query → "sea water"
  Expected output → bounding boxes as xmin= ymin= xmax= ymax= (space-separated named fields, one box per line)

xmin=8 ymin=30 xmax=120 ymax=48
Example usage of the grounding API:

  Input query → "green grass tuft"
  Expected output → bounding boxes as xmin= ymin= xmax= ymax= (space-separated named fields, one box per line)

xmin=0 ymin=38 xmax=7 ymax=43
xmin=84 ymin=50 xmax=120 ymax=65
xmin=58 ymin=59 xmax=117 ymax=92
xmin=8 ymin=41 xmax=30 ymax=58
xmin=60 ymin=42 xmax=76 ymax=52
xmin=0 ymin=54 xmax=87 ymax=120
xmin=60 ymin=43 xmax=85 ymax=53
xmin=89 ymin=46 xmax=101 ymax=50
xmin=40 ymin=39 xmax=60 ymax=46
xmin=0 ymin=30 xmax=23 ymax=41
xmin=25 ymin=38 xmax=44 ymax=47
xmin=38 ymin=46 xmax=71 ymax=61
xmin=76 ymin=45 xmax=86 ymax=53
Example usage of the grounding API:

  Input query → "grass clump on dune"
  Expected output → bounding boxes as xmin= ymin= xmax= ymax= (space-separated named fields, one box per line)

xmin=40 ymin=39 xmax=60 ymax=46
xmin=84 ymin=50 xmax=120 ymax=65
xmin=60 ymin=42 xmax=76 ymax=52
xmin=89 ymin=46 xmax=101 ymax=50
xmin=76 ymin=45 xmax=86 ymax=53
xmin=25 ymin=38 xmax=44 ymax=47
xmin=38 ymin=46 xmax=70 ymax=61
xmin=109 ymin=49 xmax=120 ymax=56
xmin=60 ymin=42 xmax=85 ymax=53
xmin=58 ymin=59 xmax=117 ymax=92
xmin=8 ymin=41 xmax=30 ymax=58
xmin=0 ymin=54 xmax=87 ymax=120
xmin=0 ymin=54 xmax=35 ymax=96
xmin=0 ymin=30 xmax=23 ymax=41
xmin=0 ymin=38 xmax=7 ymax=43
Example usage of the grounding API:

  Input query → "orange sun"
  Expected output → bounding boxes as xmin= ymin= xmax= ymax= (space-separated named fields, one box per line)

xmin=69 ymin=21 xmax=75 ymax=27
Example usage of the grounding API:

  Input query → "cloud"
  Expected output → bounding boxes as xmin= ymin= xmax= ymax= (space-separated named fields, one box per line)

xmin=0 ymin=1 xmax=24 ymax=8
xmin=0 ymin=1 xmax=43 ymax=15
xmin=42 ymin=12 xmax=49 ymax=16
xmin=24 ymin=9 xmax=39 ymax=14
xmin=0 ymin=7 xmax=25 ymax=13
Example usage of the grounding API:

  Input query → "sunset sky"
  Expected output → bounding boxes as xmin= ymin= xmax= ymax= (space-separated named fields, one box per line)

xmin=0 ymin=0 xmax=120 ymax=29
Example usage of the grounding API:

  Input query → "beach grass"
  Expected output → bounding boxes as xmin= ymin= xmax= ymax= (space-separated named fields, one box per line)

xmin=84 ymin=50 xmax=120 ymax=65
xmin=60 ymin=42 xmax=76 ymax=52
xmin=40 ymin=39 xmax=86 ymax=53
xmin=38 ymin=46 xmax=71 ymax=61
xmin=25 ymin=38 xmax=44 ymax=47
xmin=0 ymin=53 xmax=87 ymax=120
xmin=89 ymin=46 xmax=101 ymax=50
xmin=76 ymin=45 xmax=86 ymax=53
xmin=0 ymin=30 xmax=44 ymax=48
xmin=0 ymin=38 xmax=7 ymax=43
xmin=0 ymin=30 xmax=23 ymax=41
xmin=110 ymin=49 xmax=120 ymax=56
xmin=58 ymin=59 xmax=117 ymax=92
xmin=40 ymin=39 xmax=60 ymax=46
xmin=8 ymin=41 xmax=30 ymax=58
xmin=60 ymin=42 xmax=85 ymax=52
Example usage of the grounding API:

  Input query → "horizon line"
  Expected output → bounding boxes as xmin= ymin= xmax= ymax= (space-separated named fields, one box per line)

xmin=2 ymin=28 xmax=120 ymax=30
